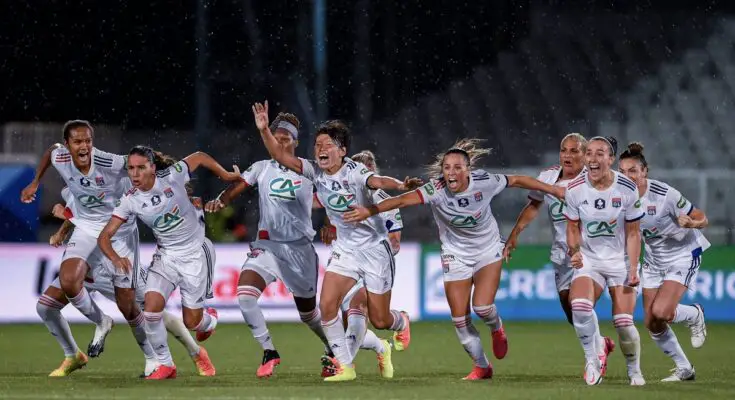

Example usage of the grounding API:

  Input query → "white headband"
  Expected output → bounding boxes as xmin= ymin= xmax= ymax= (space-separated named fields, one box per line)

xmin=276 ymin=121 xmax=298 ymax=139
xmin=590 ymin=136 xmax=615 ymax=155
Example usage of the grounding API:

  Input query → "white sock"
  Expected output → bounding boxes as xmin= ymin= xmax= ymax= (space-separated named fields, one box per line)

xmin=237 ymin=286 xmax=274 ymax=350
xmin=163 ymin=311 xmax=200 ymax=357
xmin=571 ymin=299 xmax=599 ymax=362
xmin=592 ymin=310 xmax=605 ymax=356
xmin=672 ymin=304 xmax=699 ymax=325
xmin=650 ymin=326 xmax=691 ymax=370
xmin=361 ymin=329 xmax=385 ymax=354
xmin=67 ymin=288 xmax=104 ymax=325
xmin=194 ymin=310 xmax=217 ymax=333
xmin=473 ymin=304 xmax=502 ymax=332
xmin=388 ymin=310 xmax=406 ymax=331
xmin=37 ymin=295 xmax=79 ymax=357
xmin=144 ymin=311 xmax=173 ymax=366
xmin=345 ymin=309 xmax=368 ymax=362
xmin=321 ymin=315 xmax=350 ymax=366
xmin=299 ymin=308 xmax=331 ymax=350
xmin=614 ymin=313 xmax=641 ymax=376
xmin=127 ymin=311 xmax=156 ymax=360
xmin=453 ymin=316 xmax=490 ymax=368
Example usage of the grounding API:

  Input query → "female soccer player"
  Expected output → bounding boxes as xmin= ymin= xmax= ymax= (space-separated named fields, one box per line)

xmin=98 ymin=145 xmax=240 ymax=380
xmin=503 ymin=133 xmax=615 ymax=374
xmin=344 ymin=139 xmax=564 ymax=380
xmin=253 ymin=101 xmax=421 ymax=382
xmin=205 ymin=112 xmax=333 ymax=378
xmin=619 ymin=142 xmax=708 ymax=382
xmin=564 ymin=136 xmax=645 ymax=386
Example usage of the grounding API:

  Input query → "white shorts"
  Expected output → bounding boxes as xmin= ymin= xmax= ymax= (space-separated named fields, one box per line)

xmin=146 ymin=238 xmax=216 ymax=309
xmin=572 ymin=255 xmax=628 ymax=289
xmin=641 ymin=250 xmax=702 ymax=290
xmin=242 ymin=239 xmax=319 ymax=299
xmin=327 ymin=240 xmax=394 ymax=295
xmin=341 ymin=279 xmax=365 ymax=312
xmin=62 ymin=228 xmax=141 ymax=289
xmin=441 ymin=241 xmax=504 ymax=282
xmin=552 ymin=261 xmax=574 ymax=292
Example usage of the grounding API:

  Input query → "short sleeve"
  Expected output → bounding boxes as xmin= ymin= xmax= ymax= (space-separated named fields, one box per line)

xmin=50 ymin=146 xmax=71 ymax=169
xmin=93 ymin=148 xmax=127 ymax=175
xmin=165 ymin=161 xmax=191 ymax=185
xmin=299 ymin=158 xmax=319 ymax=181
xmin=563 ymin=189 xmax=580 ymax=221
xmin=386 ymin=209 xmax=404 ymax=232
xmin=487 ymin=174 xmax=508 ymax=198
xmin=351 ymin=162 xmax=375 ymax=188
xmin=240 ymin=161 xmax=265 ymax=186
xmin=666 ymin=187 xmax=694 ymax=216
xmin=624 ymin=192 xmax=645 ymax=222
xmin=112 ymin=195 xmax=134 ymax=222
xmin=61 ymin=186 xmax=72 ymax=204
xmin=416 ymin=180 xmax=441 ymax=205
xmin=528 ymin=171 xmax=546 ymax=202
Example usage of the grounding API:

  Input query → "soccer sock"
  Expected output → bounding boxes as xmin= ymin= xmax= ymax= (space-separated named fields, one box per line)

xmin=237 ymin=286 xmax=274 ymax=350
xmin=592 ymin=309 xmax=605 ymax=356
xmin=37 ymin=295 xmax=79 ymax=357
xmin=162 ymin=311 xmax=200 ymax=357
xmin=144 ymin=311 xmax=173 ymax=366
xmin=361 ymin=329 xmax=386 ymax=354
xmin=321 ymin=315 xmax=350 ymax=366
xmin=571 ymin=299 xmax=599 ymax=362
xmin=67 ymin=288 xmax=104 ymax=325
xmin=614 ymin=313 xmax=641 ymax=376
xmin=649 ymin=326 xmax=692 ymax=370
xmin=193 ymin=310 xmax=217 ymax=333
xmin=345 ymin=308 xmax=368 ymax=362
xmin=473 ymin=304 xmax=502 ymax=332
xmin=127 ymin=311 xmax=156 ymax=360
xmin=672 ymin=304 xmax=699 ymax=325
xmin=299 ymin=308 xmax=331 ymax=350
xmin=388 ymin=310 xmax=406 ymax=331
xmin=453 ymin=316 xmax=490 ymax=368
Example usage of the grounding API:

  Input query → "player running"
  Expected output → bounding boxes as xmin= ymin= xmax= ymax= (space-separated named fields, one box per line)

xmin=344 ymin=139 xmax=564 ymax=380
xmin=253 ymin=101 xmax=421 ymax=382
xmin=618 ymin=142 xmax=708 ymax=382
xmin=204 ymin=112 xmax=332 ymax=378
xmin=564 ymin=136 xmax=645 ymax=386
xmin=98 ymin=145 xmax=241 ymax=380
xmin=503 ymin=133 xmax=615 ymax=374
xmin=22 ymin=120 xmax=157 ymax=374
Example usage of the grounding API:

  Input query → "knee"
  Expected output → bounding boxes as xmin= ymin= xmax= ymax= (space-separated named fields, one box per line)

xmin=58 ymin=274 xmax=81 ymax=295
xmin=183 ymin=312 xmax=201 ymax=330
xmin=319 ymin=300 xmax=339 ymax=320
xmin=117 ymin=302 xmax=139 ymax=321
xmin=368 ymin=312 xmax=391 ymax=330
xmin=651 ymin=303 xmax=674 ymax=323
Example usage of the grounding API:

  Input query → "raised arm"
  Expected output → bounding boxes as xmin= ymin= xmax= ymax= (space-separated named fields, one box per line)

xmin=366 ymin=175 xmax=423 ymax=192
xmin=97 ymin=217 xmax=131 ymax=273
xmin=253 ymin=101 xmax=303 ymax=174
xmin=503 ymin=199 xmax=543 ymax=261
xmin=625 ymin=219 xmax=642 ymax=287
xmin=343 ymin=191 xmax=423 ymax=223
xmin=21 ymin=143 xmax=62 ymax=203
xmin=507 ymin=175 xmax=564 ymax=200
xmin=182 ymin=151 xmax=241 ymax=182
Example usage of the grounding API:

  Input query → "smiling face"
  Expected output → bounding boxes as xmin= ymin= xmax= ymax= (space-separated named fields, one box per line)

xmin=619 ymin=157 xmax=647 ymax=187
xmin=127 ymin=153 xmax=156 ymax=191
xmin=559 ymin=136 xmax=585 ymax=175
xmin=585 ymin=139 xmax=614 ymax=183
xmin=442 ymin=152 xmax=470 ymax=193
xmin=65 ymin=127 xmax=93 ymax=171
xmin=314 ymin=133 xmax=346 ymax=173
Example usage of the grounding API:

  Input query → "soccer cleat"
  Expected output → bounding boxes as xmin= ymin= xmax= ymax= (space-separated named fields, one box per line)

xmin=599 ymin=336 xmax=615 ymax=377
xmin=584 ymin=359 xmax=602 ymax=386
xmin=491 ymin=326 xmax=508 ymax=360
xmin=323 ymin=364 xmax=357 ymax=382
xmin=321 ymin=354 xmax=339 ymax=378
xmin=140 ymin=357 xmax=161 ymax=378
xmin=629 ymin=372 xmax=646 ymax=386
xmin=145 ymin=364 xmax=177 ymax=380
xmin=661 ymin=366 xmax=695 ymax=382
xmin=49 ymin=351 xmax=88 ymax=377
xmin=87 ymin=315 xmax=114 ymax=358
xmin=377 ymin=339 xmax=394 ymax=379
xmin=462 ymin=365 xmax=493 ymax=381
xmin=256 ymin=349 xmax=281 ymax=378
xmin=688 ymin=304 xmax=706 ymax=349
xmin=196 ymin=308 xmax=218 ymax=342
xmin=392 ymin=311 xmax=411 ymax=351
xmin=193 ymin=346 xmax=216 ymax=376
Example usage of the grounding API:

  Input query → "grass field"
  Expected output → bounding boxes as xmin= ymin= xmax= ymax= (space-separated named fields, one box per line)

xmin=1 ymin=321 xmax=734 ymax=399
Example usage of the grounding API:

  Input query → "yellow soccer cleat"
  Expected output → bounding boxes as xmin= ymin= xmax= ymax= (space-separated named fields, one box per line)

xmin=323 ymin=364 xmax=357 ymax=382
xmin=377 ymin=339 xmax=394 ymax=379
xmin=392 ymin=311 xmax=411 ymax=351
xmin=49 ymin=351 xmax=88 ymax=377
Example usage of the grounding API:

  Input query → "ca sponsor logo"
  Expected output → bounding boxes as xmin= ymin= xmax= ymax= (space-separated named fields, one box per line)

xmin=642 ymin=227 xmax=660 ymax=239
xmin=549 ymin=200 xmax=566 ymax=222
xmin=449 ymin=211 xmax=481 ymax=228
xmin=326 ymin=194 xmax=355 ymax=212
xmin=78 ymin=192 xmax=106 ymax=209
xmin=153 ymin=204 xmax=184 ymax=233
xmin=586 ymin=219 xmax=617 ymax=238
xmin=269 ymin=177 xmax=302 ymax=200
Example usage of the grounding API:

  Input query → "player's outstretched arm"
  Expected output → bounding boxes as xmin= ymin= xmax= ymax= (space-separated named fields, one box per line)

xmin=343 ymin=191 xmax=423 ymax=223
xmin=507 ymin=175 xmax=565 ymax=200
xmin=97 ymin=217 xmax=132 ymax=274
xmin=21 ymin=143 xmax=62 ymax=203
xmin=504 ymin=199 xmax=543 ymax=262
xmin=366 ymin=175 xmax=423 ymax=192
xmin=205 ymin=181 xmax=249 ymax=212
xmin=252 ymin=101 xmax=303 ymax=174
xmin=183 ymin=151 xmax=241 ymax=182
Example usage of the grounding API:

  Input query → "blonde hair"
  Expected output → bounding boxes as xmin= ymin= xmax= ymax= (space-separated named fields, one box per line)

xmin=427 ymin=138 xmax=492 ymax=178
xmin=561 ymin=132 xmax=588 ymax=152
xmin=351 ymin=150 xmax=378 ymax=173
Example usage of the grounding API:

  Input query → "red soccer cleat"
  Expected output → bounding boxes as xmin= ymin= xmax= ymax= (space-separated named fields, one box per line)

xmin=196 ymin=308 xmax=218 ymax=342
xmin=193 ymin=346 xmax=216 ymax=376
xmin=491 ymin=327 xmax=508 ymax=359
xmin=320 ymin=354 xmax=339 ymax=378
xmin=256 ymin=349 xmax=281 ymax=378
xmin=145 ymin=364 xmax=177 ymax=380
xmin=462 ymin=365 xmax=494 ymax=381
xmin=599 ymin=336 xmax=616 ymax=377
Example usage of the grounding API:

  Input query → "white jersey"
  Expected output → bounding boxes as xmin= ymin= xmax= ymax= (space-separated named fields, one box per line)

xmin=416 ymin=169 xmax=507 ymax=259
xmin=639 ymin=179 xmax=711 ymax=269
xmin=529 ymin=166 xmax=585 ymax=265
xmin=301 ymin=157 xmax=387 ymax=250
xmin=564 ymin=171 xmax=645 ymax=267
xmin=240 ymin=159 xmax=315 ymax=242
xmin=374 ymin=189 xmax=403 ymax=233
xmin=113 ymin=160 xmax=204 ymax=257
xmin=51 ymin=146 xmax=136 ymax=238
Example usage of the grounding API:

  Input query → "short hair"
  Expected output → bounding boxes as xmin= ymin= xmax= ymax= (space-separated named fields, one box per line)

xmin=561 ymin=132 xmax=588 ymax=152
xmin=62 ymin=120 xmax=94 ymax=142
xmin=315 ymin=120 xmax=351 ymax=153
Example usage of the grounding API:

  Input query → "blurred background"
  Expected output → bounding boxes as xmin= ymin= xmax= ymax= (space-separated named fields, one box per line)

xmin=2 ymin=0 xmax=735 ymax=322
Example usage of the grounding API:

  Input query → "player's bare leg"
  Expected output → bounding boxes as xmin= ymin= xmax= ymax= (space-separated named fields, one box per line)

xmin=237 ymin=270 xmax=280 ymax=378
xmin=161 ymin=311 xmax=215 ymax=376
xmin=569 ymin=277 xmax=603 ymax=385
xmin=320 ymin=272 xmax=358 ymax=382
xmin=365 ymin=288 xmax=410 ymax=352
xmin=472 ymin=261 xmax=507 ymax=360
xmin=610 ymin=285 xmax=644 ymax=386
xmin=446 ymin=278 xmax=492 ymax=380
xmin=37 ymin=286 xmax=88 ymax=376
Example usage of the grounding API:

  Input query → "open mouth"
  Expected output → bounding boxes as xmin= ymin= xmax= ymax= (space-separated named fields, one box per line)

xmin=77 ymin=152 xmax=89 ymax=162
xmin=317 ymin=153 xmax=329 ymax=165
xmin=588 ymin=163 xmax=600 ymax=172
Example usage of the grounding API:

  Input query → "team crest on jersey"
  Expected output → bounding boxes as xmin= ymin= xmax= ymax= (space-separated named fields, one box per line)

xmin=594 ymin=198 xmax=605 ymax=209
xmin=586 ymin=219 xmax=617 ymax=238
xmin=549 ymin=201 xmax=566 ymax=222
xmin=153 ymin=204 xmax=184 ymax=232
xmin=78 ymin=192 xmax=106 ymax=209
xmin=612 ymin=197 xmax=621 ymax=208
xmin=115 ymin=199 xmax=121 ymax=207
xmin=326 ymin=193 xmax=355 ymax=212
xmin=151 ymin=195 xmax=161 ymax=206
xmin=342 ymin=180 xmax=350 ymax=189
xmin=331 ymin=181 xmax=342 ymax=191
xmin=269 ymin=177 xmax=302 ymax=200
xmin=647 ymin=205 xmax=656 ymax=215
xmin=449 ymin=210 xmax=482 ymax=228
xmin=95 ymin=176 xmax=105 ymax=185
xmin=164 ymin=187 xmax=174 ymax=198
xmin=458 ymin=198 xmax=470 ymax=208
xmin=474 ymin=192 xmax=483 ymax=202
xmin=80 ymin=177 xmax=91 ymax=187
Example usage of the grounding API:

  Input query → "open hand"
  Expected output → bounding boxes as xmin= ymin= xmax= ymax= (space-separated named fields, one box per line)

xmin=343 ymin=206 xmax=371 ymax=223
xmin=113 ymin=257 xmax=133 ymax=274
xmin=252 ymin=101 xmax=270 ymax=131
xmin=21 ymin=181 xmax=39 ymax=203
xmin=400 ymin=176 xmax=424 ymax=191
xmin=205 ymin=199 xmax=226 ymax=213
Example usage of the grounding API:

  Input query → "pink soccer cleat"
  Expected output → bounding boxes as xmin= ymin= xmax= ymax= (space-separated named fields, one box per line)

xmin=196 ymin=308 xmax=218 ymax=342
xmin=491 ymin=327 xmax=508 ymax=359
xmin=599 ymin=336 xmax=615 ymax=377
xmin=256 ymin=349 xmax=281 ymax=378
xmin=145 ymin=364 xmax=177 ymax=380
xmin=462 ymin=365 xmax=494 ymax=381
xmin=392 ymin=311 xmax=411 ymax=351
